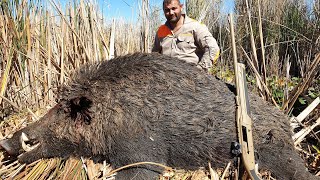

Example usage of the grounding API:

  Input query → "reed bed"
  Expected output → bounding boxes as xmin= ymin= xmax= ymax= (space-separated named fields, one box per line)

xmin=0 ymin=0 xmax=143 ymax=114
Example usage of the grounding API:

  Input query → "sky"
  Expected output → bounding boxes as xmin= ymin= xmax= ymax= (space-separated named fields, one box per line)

xmin=98 ymin=0 xmax=235 ymax=21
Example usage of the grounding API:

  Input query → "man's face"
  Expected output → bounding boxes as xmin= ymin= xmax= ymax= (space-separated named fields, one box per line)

xmin=163 ymin=0 xmax=183 ymax=24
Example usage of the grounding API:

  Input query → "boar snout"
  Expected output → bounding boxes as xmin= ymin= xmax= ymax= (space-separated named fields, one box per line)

xmin=0 ymin=132 xmax=40 ymax=157
xmin=0 ymin=139 xmax=17 ymax=155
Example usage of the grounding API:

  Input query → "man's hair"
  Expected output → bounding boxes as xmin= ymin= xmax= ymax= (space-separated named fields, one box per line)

xmin=163 ymin=0 xmax=181 ymax=7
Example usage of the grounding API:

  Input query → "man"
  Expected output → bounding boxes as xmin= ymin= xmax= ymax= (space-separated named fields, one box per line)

xmin=152 ymin=0 xmax=220 ymax=71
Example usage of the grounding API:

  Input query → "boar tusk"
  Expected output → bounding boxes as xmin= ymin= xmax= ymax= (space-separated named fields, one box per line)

xmin=21 ymin=139 xmax=40 ymax=152
xmin=20 ymin=133 xmax=40 ymax=152
xmin=21 ymin=139 xmax=31 ymax=152
xmin=21 ymin=132 xmax=29 ymax=142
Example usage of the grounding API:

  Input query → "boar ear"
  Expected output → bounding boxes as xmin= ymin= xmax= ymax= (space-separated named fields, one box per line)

xmin=69 ymin=96 xmax=93 ymax=125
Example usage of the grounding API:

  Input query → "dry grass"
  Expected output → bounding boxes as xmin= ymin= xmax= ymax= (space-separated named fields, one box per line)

xmin=0 ymin=156 xmax=115 ymax=180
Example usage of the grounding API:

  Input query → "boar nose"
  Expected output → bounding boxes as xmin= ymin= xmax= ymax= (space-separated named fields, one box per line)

xmin=0 ymin=139 xmax=15 ymax=155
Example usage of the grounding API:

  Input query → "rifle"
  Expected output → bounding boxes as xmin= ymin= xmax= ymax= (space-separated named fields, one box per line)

xmin=235 ymin=63 xmax=261 ymax=180
xmin=229 ymin=14 xmax=261 ymax=180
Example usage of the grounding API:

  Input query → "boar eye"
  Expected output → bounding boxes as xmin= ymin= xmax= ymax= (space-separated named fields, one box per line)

xmin=69 ymin=96 xmax=93 ymax=125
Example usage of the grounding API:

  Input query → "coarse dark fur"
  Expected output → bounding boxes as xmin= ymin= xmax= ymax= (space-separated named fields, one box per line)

xmin=0 ymin=53 xmax=317 ymax=179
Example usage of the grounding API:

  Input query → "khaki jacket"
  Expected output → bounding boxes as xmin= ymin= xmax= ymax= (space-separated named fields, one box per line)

xmin=152 ymin=15 xmax=220 ymax=69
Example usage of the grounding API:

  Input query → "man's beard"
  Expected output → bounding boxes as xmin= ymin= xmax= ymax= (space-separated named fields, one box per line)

xmin=166 ymin=13 xmax=181 ymax=23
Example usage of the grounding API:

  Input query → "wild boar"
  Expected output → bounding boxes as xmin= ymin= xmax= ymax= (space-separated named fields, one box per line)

xmin=0 ymin=53 xmax=316 ymax=180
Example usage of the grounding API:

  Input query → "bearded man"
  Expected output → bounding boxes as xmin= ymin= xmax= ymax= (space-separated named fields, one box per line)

xmin=152 ymin=0 xmax=220 ymax=72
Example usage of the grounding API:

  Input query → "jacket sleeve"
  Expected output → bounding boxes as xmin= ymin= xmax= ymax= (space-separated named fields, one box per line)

xmin=152 ymin=33 xmax=161 ymax=53
xmin=194 ymin=24 xmax=220 ymax=69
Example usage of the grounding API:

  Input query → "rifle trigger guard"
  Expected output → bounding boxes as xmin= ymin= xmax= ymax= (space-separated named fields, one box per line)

xmin=231 ymin=141 xmax=242 ymax=157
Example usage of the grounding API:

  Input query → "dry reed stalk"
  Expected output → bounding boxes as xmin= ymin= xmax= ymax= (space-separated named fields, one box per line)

xmin=8 ymin=163 xmax=26 ymax=179
xmin=0 ymin=161 xmax=21 ymax=179
xmin=257 ymin=0 xmax=267 ymax=88
xmin=294 ymin=117 xmax=320 ymax=146
xmin=86 ymin=159 xmax=98 ymax=179
xmin=126 ymin=24 xmax=132 ymax=54
xmin=90 ymin=6 xmax=99 ymax=62
xmin=141 ymin=0 xmax=150 ymax=53
xmin=0 ymin=95 xmax=21 ymax=112
xmin=208 ymin=162 xmax=219 ymax=180
xmin=45 ymin=11 xmax=52 ymax=106
xmin=46 ymin=159 xmax=63 ymax=180
xmin=24 ymin=160 xmax=49 ymax=180
xmin=101 ymin=31 xmax=110 ymax=61
xmin=0 ymin=57 xmax=12 ymax=105
xmin=229 ymin=13 xmax=238 ymax=75
xmin=69 ymin=5 xmax=80 ymax=69
xmin=245 ymin=0 xmax=264 ymax=97
xmin=93 ymin=13 xmax=110 ymax=61
xmin=33 ymin=7 xmax=42 ymax=109
xmin=26 ymin=13 xmax=38 ymax=107
xmin=292 ymin=97 xmax=320 ymax=125
xmin=0 ymin=13 xmax=11 ymax=105
xmin=59 ymin=158 xmax=85 ymax=179
xmin=37 ymin=159 xmax=57 ymax=180
xmin=240 ymin=46 xmax=279 ymax=107
xmin=109 ymin=19 xmax=115 ymax=60
xmin=221 ymin=162 xmax=231 ymax=179
xmin=60 ymin=16 xmax=66 ymax=85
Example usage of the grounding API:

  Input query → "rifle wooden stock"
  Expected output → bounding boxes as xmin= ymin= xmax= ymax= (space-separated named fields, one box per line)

xmin=235 ymin=63 xmax=261 ymax=180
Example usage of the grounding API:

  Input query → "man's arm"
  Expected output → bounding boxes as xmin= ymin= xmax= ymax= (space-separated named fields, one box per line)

xmin=195 ymin=24 xmax=220 ymax=70
xmin=152 ymin=34 xmax=162 ymax=53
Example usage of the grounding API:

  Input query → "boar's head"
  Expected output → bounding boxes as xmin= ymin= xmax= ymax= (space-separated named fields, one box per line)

xmin=0 ymin=96 xmax=95 ymax=164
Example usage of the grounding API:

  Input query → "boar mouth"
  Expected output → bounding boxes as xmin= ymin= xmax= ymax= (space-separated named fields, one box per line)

xmin=20 ymin=132 xmax=40 ymax=153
